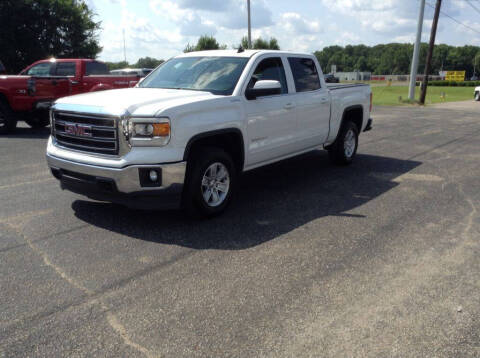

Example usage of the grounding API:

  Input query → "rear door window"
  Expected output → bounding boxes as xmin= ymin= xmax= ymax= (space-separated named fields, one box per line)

xmin=85 ymin=61 xmax=109 ymax=75
xmin=288 ymin=57 xmax=321 ymax=92
xmin=55 ymin=62 xmax=76 ymax=76
xmin=248 ymin=57 xmax=288 ymax=94
xmin=26 ymin=62 xmax=54 ymax=76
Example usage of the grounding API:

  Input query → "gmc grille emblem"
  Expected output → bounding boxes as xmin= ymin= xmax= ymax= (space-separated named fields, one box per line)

xmin=64 ymin=123 xmax=92 ymax=137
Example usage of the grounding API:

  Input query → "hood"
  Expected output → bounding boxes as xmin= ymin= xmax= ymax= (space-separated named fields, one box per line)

xmin=54 ymin=87 xmax=220 ymax=117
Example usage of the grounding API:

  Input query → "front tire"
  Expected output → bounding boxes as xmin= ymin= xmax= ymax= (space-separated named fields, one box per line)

xmin=182 ymin=147 xmax=237 ymax=218
xmin=475 ymin=91 xmax=480 ymax=101
xmin=328 ymin=121 xmax=359 ymax=165
xmin=0 ymin=100 xmax=17 ymax=134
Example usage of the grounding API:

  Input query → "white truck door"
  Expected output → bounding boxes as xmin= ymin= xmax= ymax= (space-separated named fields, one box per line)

xmin=243 ymin=56 xmax=297 ymax=166
xmin=286 ymin=56 xmax=330 ymax=150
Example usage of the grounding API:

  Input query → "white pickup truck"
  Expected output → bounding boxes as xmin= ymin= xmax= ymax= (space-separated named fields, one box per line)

xmin=46 ymin=50 xmax=372 ymax=217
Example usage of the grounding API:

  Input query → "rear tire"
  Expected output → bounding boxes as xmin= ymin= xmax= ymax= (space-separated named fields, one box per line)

xmin=0 ymin=100 xmax=17 ymax=134
xmin=182 ymin=147 xmax=237 ymax=218
xmin=328 ymin=121 xmax=359 ymax=165
xmin=25 ymin=111 xmax=50 ymax=128
xmin=475 ymin=91 xmax=480 ymax=101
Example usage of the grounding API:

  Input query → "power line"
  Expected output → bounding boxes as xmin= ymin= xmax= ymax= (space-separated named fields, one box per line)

xmin=426 ymin=1 xmax=480 ymax=34
xmin=463 ymin=0 xmax=480 ymax=15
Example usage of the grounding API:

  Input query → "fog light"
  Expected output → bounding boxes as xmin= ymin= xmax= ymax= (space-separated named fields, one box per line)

xmin=149 ymin=170 xmax=158 ymax=182
xmin=139 ymin=168 xmax=162 ymax=187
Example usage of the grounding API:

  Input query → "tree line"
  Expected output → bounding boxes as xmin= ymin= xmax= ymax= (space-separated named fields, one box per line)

xmin=315 ymin=44 xmax=480 ymax=77
xmin=183 ymin=35 xmax=279 ymax=53
xmin=105 ymin=57 xmax=164 ymax=71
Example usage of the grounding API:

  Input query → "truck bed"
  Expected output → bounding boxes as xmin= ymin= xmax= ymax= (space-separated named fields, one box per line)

xmin=326 ymin=83 xmax=369 ymax=90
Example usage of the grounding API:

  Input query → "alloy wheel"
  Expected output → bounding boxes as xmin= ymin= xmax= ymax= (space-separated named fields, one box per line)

xmin=201 ymin=162 xmax=230 ymax=207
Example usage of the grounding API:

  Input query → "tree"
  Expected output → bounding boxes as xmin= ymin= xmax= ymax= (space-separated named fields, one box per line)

xmin=355 ymin=56 xmax=367 ymax=71
xmin=135 ymin=57 xmax=164 ymax=69
xmin=239 ymin=36 xmax=280 ymax=50
xmin=184 ymin=35 xmax=227 ymax=53
xmin=0 ymin=0 xmax=102 ymax=73
xmin=105 ymin=61 xmax=129 ymax=71
xmin=240 ymin=37 xmax=249 ymax=49
xmin=474 ymin=52 xmax=480 ymax=76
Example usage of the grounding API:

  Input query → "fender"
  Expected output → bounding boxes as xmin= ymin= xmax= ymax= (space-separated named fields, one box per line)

xmin=326 ymin=104 xmax=364 ymax=148
xmin=340 ymin=104 xmax=363 ymax=130
xmin=183 ymin=128 xmax=245 ymax=167
xmin=89 ymin=83 xmax=113 ymax=92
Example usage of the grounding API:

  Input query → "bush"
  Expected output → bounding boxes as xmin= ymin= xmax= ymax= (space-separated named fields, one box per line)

xmin=422 ymin=80 xmax=479 ymax=87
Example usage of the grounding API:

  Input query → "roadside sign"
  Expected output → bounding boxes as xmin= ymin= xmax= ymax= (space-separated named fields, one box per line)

xmin=445 ymin=71 xmax=465 ymax=81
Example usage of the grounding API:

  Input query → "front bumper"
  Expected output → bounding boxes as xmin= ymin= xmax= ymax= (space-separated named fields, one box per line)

xmin=46 ymin=153 xmax=186 ymax=209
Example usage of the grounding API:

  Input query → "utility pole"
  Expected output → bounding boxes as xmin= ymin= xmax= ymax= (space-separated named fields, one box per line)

xmin=247 ymin=0 xmax=252 ymax=49
xmin=420 ymin=0 xmax=442 ymax=104
xmin=123 ymin=29 xmax=127 ymax=63
xmin=408 ymin=0 xmax=425 ymax=100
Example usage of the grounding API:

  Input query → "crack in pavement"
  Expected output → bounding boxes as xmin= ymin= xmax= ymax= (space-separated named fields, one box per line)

xmin=2 ymin=211 xmax=161 ymax=358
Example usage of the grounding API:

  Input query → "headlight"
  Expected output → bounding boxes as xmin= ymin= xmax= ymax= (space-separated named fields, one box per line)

xmin=125 ymin=117 xmax=171 ymax=146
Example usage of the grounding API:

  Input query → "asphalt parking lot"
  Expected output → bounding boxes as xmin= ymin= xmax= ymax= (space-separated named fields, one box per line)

xmin=1 ymin=101 xmax=479 ymax=357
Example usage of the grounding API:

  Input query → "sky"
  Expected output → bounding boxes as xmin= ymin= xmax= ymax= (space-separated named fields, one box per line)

xmin=84 ymin=0 xmax=480 ymax=63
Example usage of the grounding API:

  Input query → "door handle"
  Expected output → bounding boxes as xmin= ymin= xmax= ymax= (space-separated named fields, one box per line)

xmin=284 ymin=103 xmax=295 ymax=110
xmin=320 ymin=97 xmax=329 ymax=104
xmin=70 ymin=80 xmax=79 ymax=85
xmin=51 ymin=80 xmax=57 ymax=85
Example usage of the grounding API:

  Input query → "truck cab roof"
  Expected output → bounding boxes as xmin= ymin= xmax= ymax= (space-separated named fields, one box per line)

xmin=177 ymin=49 xmax=313 ymax=58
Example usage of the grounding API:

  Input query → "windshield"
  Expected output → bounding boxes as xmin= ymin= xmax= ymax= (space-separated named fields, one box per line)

xmin=139 ymin=56 xmax=249 ymax=95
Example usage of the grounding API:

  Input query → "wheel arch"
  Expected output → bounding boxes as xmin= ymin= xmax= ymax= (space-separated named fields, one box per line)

xmin=326 ymin=105 xmax=363 ymax=150
xmin=341 ymin=105 xmax=364 ymax=133
xmin=183 ymin=128 xmax=245 ymax=172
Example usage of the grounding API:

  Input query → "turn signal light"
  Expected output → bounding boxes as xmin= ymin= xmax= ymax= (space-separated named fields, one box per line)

xmin=152 ymin=122 xmax=170 ymax=137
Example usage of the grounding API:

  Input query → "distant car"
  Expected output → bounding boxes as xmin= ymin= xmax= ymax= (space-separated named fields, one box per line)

xmin=324 ymin=73 xmax=339 ymax=83
xmin=110 ymin=68 xmax=152 ymax=77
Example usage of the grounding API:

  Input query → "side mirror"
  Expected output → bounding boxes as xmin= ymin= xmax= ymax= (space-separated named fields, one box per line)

xmin=245 ymin=80 xmax=281 ymax=100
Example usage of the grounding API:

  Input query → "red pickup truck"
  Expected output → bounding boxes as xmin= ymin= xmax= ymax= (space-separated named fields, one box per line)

xmin=0 ymin=58 xmax=141 ymax=134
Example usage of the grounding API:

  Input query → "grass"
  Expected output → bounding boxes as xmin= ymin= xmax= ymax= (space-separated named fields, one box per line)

xmin=371 ymin=85 xmax=474 ymax=106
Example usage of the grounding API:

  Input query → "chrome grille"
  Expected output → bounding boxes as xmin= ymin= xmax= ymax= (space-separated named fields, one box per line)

xmin=52 ymin=111 xmax=118 ymax=155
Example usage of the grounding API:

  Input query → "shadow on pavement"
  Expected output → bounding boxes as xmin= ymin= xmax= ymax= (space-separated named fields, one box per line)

xmin=3 ymin=126 xmax=50 ymax=139
xmin=72 ymin=151 xmax=421 ymax=250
